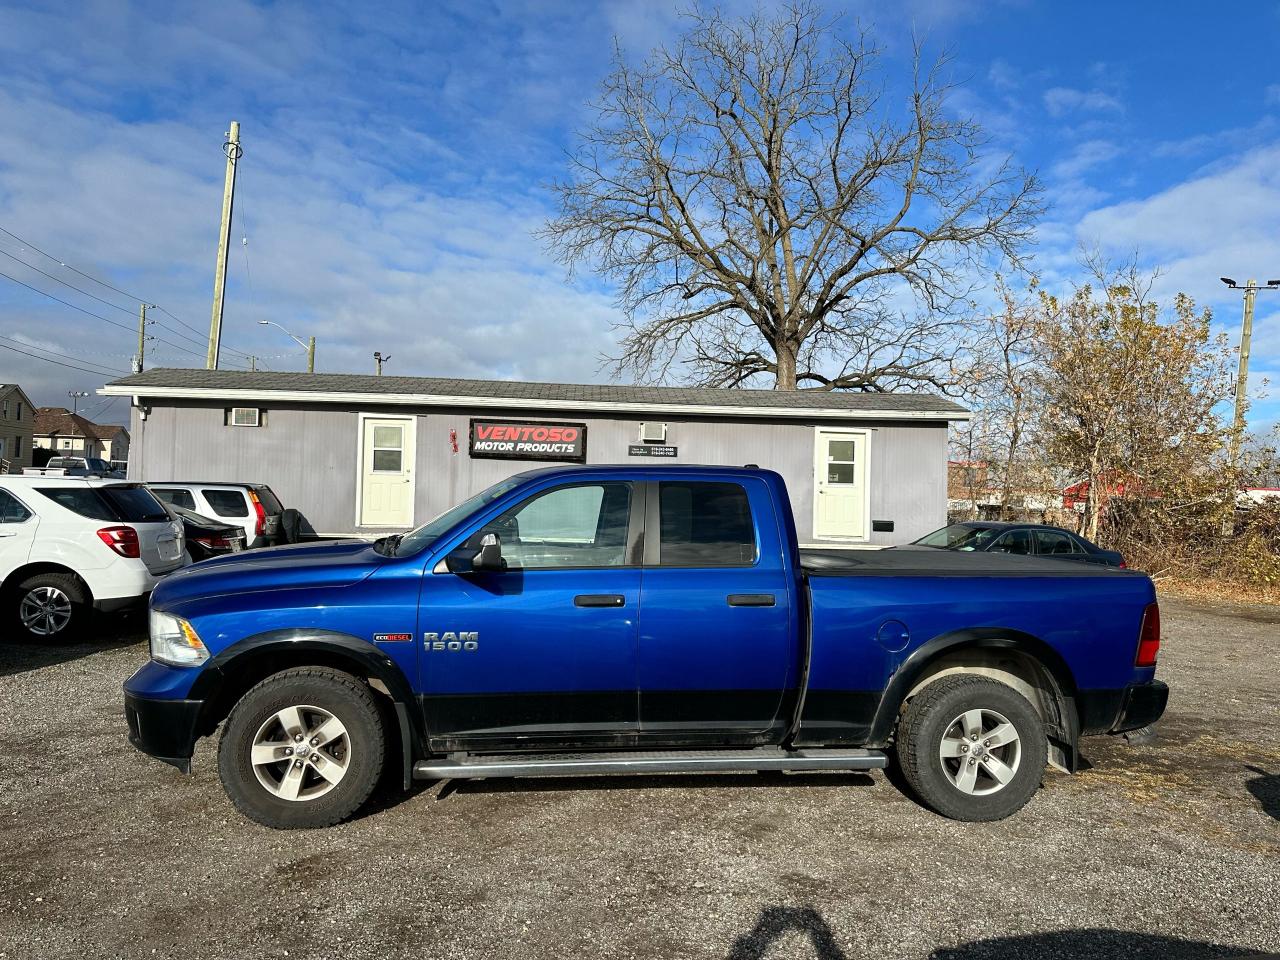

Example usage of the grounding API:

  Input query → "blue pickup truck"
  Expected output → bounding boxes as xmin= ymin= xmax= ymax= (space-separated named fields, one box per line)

xmin=124 ymin=465 xmax=1167 ymax=829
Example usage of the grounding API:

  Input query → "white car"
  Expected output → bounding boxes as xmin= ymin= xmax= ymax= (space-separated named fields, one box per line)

xmin=148 ymin=482 xmax=285 ymax=548
xmin=0 ymin=476 xmax=187 ymax=640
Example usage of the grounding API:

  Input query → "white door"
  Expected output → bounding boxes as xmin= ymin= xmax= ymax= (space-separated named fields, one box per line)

xmin=813 ymin=430 xmax=868 ymax=540
xmin=359 ymin=417 xmax=416 ymax=527
xmin=0 ymin=488 xmax=39 ymax=581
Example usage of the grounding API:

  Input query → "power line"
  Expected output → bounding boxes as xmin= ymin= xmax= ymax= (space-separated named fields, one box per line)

xmin=0 ymin=246 xmax=139 ymax=316
xmin=0 ymin=267 xmax=244 ymax=367
xmin=0 ymin=334 xmax=129 ymax=377
xmin=0 ymin=222 xmax=257 ymax=362
xmin=0 ymin=224 xmax=152 ymax=304
xmin=0 ymin=267 xmax=137 ymax=333
xmin=0 ymin=340 xmax=128 ymax=377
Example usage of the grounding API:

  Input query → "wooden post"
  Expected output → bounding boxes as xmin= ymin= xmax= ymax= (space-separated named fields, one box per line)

xmin=206 ymin=120 xmax=241 ymax=369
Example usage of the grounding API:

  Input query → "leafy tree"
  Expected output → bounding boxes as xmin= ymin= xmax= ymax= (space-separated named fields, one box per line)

xmin=542 ymin=3 xmax=1040 ymax=391
xmin=1033 ymin=267 xmax=1234 ymax=552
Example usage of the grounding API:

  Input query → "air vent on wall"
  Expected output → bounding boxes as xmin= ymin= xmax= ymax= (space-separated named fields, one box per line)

xmin=638 ymin=422 xmax=668 ymax=443
xmin=229 ymin=407 xmax=262 ymax=427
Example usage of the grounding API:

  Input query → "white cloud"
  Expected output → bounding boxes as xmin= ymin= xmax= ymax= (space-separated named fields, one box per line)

xmin=1050 ymin=139 xmax=1121 ymax=180
xmin=1043 ymin=86 xmax=1122 ymax=117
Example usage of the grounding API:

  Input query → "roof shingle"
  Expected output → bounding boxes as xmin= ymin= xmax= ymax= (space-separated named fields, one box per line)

xmin=106 ymin=368 xmax=969 ymax=415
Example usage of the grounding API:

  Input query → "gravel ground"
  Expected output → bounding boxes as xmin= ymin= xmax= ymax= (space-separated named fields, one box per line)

xmin=0 ymin=598 xmax=1276 ymax=960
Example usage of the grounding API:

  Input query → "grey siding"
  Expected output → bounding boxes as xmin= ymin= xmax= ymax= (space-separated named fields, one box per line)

xmin=129 ymin=401 xmax=947 ymax=545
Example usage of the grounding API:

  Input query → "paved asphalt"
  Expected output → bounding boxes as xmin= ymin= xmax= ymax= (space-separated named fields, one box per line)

xmin=0 ymin=598 xmax=1276 ymax=960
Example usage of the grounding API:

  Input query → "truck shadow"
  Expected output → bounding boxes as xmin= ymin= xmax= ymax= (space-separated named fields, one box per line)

xmin=1245 ymin=765 xmax=1279 ymax=821
xmin=726 ymin=908 xmax=1276 ymax=959
xmin=433 ymin=770 xmax=876 ymax=800
xmin=0 ymin=613 xmax=143 ymax=677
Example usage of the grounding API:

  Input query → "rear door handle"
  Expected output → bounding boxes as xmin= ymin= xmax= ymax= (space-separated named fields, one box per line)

xmin=727 ymin=594 xmax=776 ymax=607
xmin=574 ymin=594 xmax=626 ymax=608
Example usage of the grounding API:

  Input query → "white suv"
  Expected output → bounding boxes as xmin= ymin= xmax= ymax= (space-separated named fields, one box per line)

xmin=0 ymin=477 xmax=187 ymax=641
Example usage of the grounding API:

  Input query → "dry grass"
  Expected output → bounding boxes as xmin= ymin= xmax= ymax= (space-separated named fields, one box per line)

xmin=1156 ymin=576 xmax=1280 ymax=606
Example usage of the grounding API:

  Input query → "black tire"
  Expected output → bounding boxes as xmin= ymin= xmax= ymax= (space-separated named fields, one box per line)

xmin=895 ymin=675 xmax=1047 ymax=822
xmin=10 ymin=572 xmax=90 ymax=642
xmin=217 ymin=667 xmax=385 ymax=829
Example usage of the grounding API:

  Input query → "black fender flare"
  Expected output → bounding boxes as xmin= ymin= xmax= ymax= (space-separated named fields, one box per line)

xmin=868 ymin=628 xmax=1081 ymax=763
xmin=190 ymin=629 xmax=424 ymax=789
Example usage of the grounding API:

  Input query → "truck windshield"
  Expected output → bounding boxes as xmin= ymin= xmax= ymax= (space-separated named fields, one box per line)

xmin=392 ymin=476 xmax=525 ymax=556
xmin=913 ymin=524 xmax=1003 ymax=551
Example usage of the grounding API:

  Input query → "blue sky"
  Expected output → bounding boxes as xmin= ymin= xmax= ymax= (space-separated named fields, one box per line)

xmin=1 ymin=0 xmax=1278 ymax=433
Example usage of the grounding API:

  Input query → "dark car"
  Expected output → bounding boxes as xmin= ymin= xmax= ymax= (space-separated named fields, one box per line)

xmin=164 ymin=504 xmax=247 ymax=561
xmin=906 ymin=521 xmax=1126 ymax=567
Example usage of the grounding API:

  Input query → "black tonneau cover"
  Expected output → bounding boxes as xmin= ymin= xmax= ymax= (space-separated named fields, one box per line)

xmin=801 ymin=546 xmax=1136 ymax=578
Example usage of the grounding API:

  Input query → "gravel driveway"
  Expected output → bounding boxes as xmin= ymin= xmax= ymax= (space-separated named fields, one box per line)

xmin=0 ymin=598 xmax=1276 ymax=960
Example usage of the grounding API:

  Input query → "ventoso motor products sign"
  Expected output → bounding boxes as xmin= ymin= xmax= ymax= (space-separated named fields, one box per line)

xmin=469 ymin=419 xmax=587 ymax=462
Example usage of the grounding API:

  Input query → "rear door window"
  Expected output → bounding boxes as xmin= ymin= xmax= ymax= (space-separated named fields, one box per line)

xmin=202 ymin=489 xmax=249 ymax=517
xmin=990 ymin=529 xmax=1032 ymax=555
xmin=36 ymin=487 xmax=116 ymax=521
xmin=0 ymin=489 xmax=33 ymax=523
xmin=1033 ymin=529 xmax=1078 ymax=556
xmin=657 ymin=481 xmax=756 ymax=567
xmin=99 ymin=485 xmax=170 ymax=522
xmin=153 ymin=488 xmax=197 ymax=511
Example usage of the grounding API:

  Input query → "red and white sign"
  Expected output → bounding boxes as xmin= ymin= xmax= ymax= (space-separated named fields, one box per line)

xmin=469 ymin=419 xmax=587 ymax=462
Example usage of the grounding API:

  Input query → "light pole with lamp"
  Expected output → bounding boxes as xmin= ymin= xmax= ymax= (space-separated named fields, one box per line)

xmin=257 ymin=320 xmax=315 ymax=373
xmin=1219 ymin=277 xmax=1279 ymax=466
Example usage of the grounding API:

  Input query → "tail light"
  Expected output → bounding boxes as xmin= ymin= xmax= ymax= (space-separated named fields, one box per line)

xmin=1136 ymin=602 xmax=1160 ymax=667
xmin=249 ymin=490 xmax=265 ymax=538
xmin=97 ymin=526 xmax=140 ymax=558
xmin=193 ymin=536 xmax=234 ymax=548
xmin=1118 ymin=561 xmax=1127 ymax=569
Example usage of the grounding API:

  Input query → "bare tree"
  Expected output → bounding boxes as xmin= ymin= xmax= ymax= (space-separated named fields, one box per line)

xmin=968 ymin=277 xmax=1042 ymax=517
xmin=542 ymin=3 xmax=1041 ymax=391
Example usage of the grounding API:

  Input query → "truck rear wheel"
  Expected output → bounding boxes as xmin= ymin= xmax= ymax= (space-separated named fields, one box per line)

xmin=895 ymin=675 xmax=1046 ymax=821
xmin=217 ymin=667 xmax=385 ymax=829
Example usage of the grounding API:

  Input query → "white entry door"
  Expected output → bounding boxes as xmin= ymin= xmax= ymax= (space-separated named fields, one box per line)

xmin=359 ymin=416 xmax=416 ymax=527
xmin=813 ymin=430 xmax=868 ymax=540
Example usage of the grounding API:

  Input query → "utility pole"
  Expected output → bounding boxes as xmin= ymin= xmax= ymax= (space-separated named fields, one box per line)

xmin=1221 ymin=277 xmax=1280 ymax=466
xmin=374 ymin=351 xmax=389 ymax=376
xmin=1219 ymin=276 xmax=1280 ymax=534
xmin=307 ymin=336 xmax=315 ymax=374
xmin=206 ymin=120 xmax=242 ymax=370
xmin=134 ymin=303 xmax=148 ymax=373
xmin=249 ymin=356 xmax=257 ymax=371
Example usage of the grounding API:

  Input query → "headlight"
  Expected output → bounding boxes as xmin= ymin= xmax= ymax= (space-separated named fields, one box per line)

xmin=149 ymin=609 xmax=209 ymax=666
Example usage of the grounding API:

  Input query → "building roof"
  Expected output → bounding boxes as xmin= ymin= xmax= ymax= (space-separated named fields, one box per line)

xmin=103 ymin=368 xmax=969 ymax=422
xmin=34 ymin=406 xmax=127 ymax=440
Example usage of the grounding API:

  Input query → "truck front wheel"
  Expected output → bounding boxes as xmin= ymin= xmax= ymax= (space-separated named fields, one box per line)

xmin=895 ymin=675 xmax=1047 ymax=821
xmin=217 ymin=667 xmax=385 ymax=829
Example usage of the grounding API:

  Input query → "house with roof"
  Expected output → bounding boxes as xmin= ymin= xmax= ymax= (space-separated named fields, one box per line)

xmin=33 ymin=407 xmax=130 ymax=463
xmin=102 ymin=368 xmax=968 ymax=543
xmin=0 ymin=383 xmax=36 ymax=471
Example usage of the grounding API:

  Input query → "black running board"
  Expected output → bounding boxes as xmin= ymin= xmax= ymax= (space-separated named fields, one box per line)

xmin=413 ymin=747 xmax=887 ymax=780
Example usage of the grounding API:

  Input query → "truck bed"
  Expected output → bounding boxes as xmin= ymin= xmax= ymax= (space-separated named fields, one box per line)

xmin=800 ymin=546 xmax=1136 ymax=577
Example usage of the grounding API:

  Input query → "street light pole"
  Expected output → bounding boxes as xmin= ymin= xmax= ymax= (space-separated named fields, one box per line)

xmin=257 ymin=320 xmax=316 ymax=373
xmin=67 ymin=390 xmax=89 ymax=414
xmin=1220 ymin=277 xmax=1280 ymax=467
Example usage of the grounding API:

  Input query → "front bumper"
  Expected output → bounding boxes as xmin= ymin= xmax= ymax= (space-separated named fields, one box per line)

xmin=124 ymin=691 xmax=204 ymax=773
xmin=1110 ymin=680 xmax=1169 ymax=734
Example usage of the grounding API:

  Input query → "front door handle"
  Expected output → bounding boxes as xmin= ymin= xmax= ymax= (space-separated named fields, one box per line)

xmin=574 ymin=594 xmax=625 ymax=608
xmin=728 ymin=594 xmax=776 ymax=607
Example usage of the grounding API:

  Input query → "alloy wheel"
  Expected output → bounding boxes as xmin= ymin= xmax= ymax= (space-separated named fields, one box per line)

xmin=250 ymin=704 xmax=352 ymax=802
xmin=19 ymin=586 xmax=73 ymax=637
xmin=938 ymin=707 xmax=1022 ymax=796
